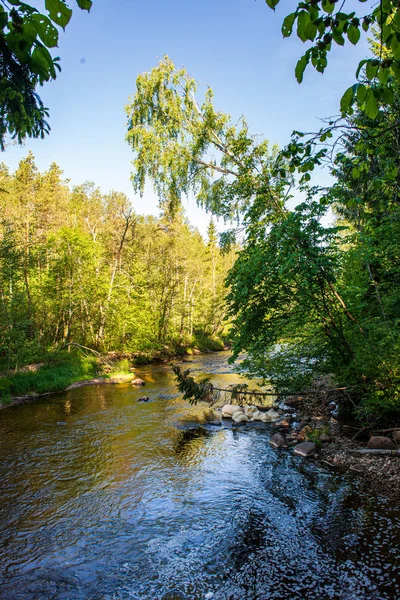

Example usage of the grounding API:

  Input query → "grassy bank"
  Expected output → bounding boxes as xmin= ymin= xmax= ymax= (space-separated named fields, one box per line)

xmin=0 ymin=353 xmax=103 ymax=404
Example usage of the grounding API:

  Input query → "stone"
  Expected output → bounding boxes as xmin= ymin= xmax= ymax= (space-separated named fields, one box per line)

xmin=232 ymin=412 xmax=249 ymax=423
xmin=276 ymin=418 xmax=291 ymax=428
xmin=265 ymin=408 xmax=280 ymax=421
xmin=328 ymin=402 xmax=337 ymax=411
xmin=320 ymin=433 xmax=331 ymax=443
xmin=297 ymin=425 xmax=312 ymax=441
xmin=138 ymin=396 xmax=150 ymax=402
xmin=244 ymin=405 xmax=259 ymax=418
xmin=132 ymin=378 xmax=145 ymax=386
xmin=392 ymin=430 xmax=400 ymax=444
xmin=269 ymin=433 xmax=286 ymax=448
xmin=294 ymin=441 xmax=316 ymax=457
xmin=221 ymin=404 xmax=243 ymax=418
xmin=367 ymin=436 xmax=395 ymax=450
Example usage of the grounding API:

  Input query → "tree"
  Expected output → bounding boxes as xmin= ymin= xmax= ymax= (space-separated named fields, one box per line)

xmin=0 ymin=0 xmax=93 ymax=150
xmin=265 ymin=0 xmax=400 ymax=119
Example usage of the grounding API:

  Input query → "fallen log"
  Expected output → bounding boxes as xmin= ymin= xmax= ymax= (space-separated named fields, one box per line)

xmin=349 ymin=449 xmax=400 ymax=457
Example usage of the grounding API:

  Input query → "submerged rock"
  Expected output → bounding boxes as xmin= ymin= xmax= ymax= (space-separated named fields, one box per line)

xmin=132 ymin=378 xmax=145 ymax=386
xmin=294 ymin=441 xmax=316 ymax=457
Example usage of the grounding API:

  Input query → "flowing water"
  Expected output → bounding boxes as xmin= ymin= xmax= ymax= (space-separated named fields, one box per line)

xmin=0 ymin=352 xmax=399 ymax=600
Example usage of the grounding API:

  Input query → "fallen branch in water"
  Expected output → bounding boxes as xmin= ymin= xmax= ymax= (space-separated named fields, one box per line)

xmin=172 ymin=365 xmax=351 ymax=406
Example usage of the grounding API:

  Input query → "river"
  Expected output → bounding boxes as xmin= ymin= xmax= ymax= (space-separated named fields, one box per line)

xmin=0 ymin=352 xmax=399 ymax=599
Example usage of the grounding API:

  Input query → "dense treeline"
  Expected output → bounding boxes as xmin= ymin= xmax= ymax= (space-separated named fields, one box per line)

xmin=126 ymin=56 xmax=400 ymax=424
xmin=0 ymin=153 xmax=235 ymax=369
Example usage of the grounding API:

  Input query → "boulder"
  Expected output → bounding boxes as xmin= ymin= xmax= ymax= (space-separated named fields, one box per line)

xmin=221 ymin=404 xmax=243 ymax=418
xmin=276 ymin=418 xmax=291 ymax=428
xmin=319 ymin=433 xmax=331 ymax=443
xmin=367 ymin=436 xmax=395 ymax=450
xmin=392 ymin=430 xmax=400 ymax=444
xmin=269 ymin=433 xmax=286 ymax=448
xmin=244 ymin=405 xmax=259 ymax=418
xmin=265 ymin=408 xmax=280 ymax=421
xmin=294 ymin=441 xmax=317 ymax=457
xmin=132 ymin=378 xmax=145 ymax=386
xmin=232 ymin=412 xmax=249 ymax=423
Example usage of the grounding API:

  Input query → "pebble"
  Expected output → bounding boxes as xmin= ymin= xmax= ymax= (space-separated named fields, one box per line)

xmin=205 ymin=593 xmax=214 ymax=599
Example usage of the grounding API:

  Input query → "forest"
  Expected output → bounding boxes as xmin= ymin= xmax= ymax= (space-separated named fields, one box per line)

xmin=0 ymin=0 xmax=399 ymax=425
xmin=0 ymin=153 xmax=235 ymax=377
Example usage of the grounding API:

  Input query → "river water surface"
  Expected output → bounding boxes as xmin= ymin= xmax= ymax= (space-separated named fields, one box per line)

xmin=0 ymin=352 xmax=399 ymax=599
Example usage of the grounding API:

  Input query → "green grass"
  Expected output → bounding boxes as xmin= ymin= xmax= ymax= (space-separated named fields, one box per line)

xmin=0 ymin=353 xmax=99 ymax=402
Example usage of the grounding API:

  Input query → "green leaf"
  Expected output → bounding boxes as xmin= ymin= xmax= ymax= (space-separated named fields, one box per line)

xmin=30 ymin=45 xmax=53 ymax=78
xmin=356 ymin=83 xmax=367 ymax=103
xmin=304 ymin=22 xmax=317 ymax=41
xmin=31 ymin=14 xmax=59 ymax=47
xmin=380 ymin=86 xmax=394 ymax=104
xmin=282 ymin=13 xmax=296 ymax=38
xmin=265 ymin=0 xmax=280 ymax=9
xmin=45 ymin=0 xmax=72 ymax=29
xmin=340 ymin=86 xmax=354 ymax=114
xmin=76 ymin=0 xmax=92 ymax=9
xmin=332 ymin=32 xmax=345 ymax=46
xmin=365 ymin=61 xmax=379 ymax=80
xmin=351 ymin=167 xmax=361 ymax=179
xmin=295 ymin=55 xmax=308 ymax=83
xmin=356 ymin=59 xmax=368 ymax=77
xmin=297 ymin=11 xmax=311 ymax=42
xmin=364 ymin=90 xmax=379 ymax=119
xmin=321 ymin=0 xmax=335 ymax=14
xmin=347 ymin=25 xmax=360 ymax=45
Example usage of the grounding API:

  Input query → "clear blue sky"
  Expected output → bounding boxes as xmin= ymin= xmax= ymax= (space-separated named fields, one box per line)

xmin=3 ymin=0 xmax=370 ymax=235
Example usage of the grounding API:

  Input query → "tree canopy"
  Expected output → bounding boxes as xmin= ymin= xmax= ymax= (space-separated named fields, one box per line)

xmin=0 ymin=0 xmax=92 ymax=150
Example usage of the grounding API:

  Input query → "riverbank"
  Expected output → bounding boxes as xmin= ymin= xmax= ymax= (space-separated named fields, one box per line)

xmin=0 ymin=343 xmax=230 ymax=410
xmin=273 ymin=393 xmax=400 ymax=501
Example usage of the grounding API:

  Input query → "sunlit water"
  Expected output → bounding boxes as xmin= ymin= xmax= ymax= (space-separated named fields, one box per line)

xmin=0 ymin=353 xmax=399 ymax=599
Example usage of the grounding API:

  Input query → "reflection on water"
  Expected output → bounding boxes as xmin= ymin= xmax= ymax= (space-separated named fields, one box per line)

xmin=0 ymin=352 xmax=399 ymax=599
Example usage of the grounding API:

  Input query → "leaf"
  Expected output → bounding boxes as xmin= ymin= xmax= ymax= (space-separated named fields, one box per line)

xmin=347 ymin=25 xmax=360 ymax=45
xmin=364 ymin=90 xmax=378 ymax=119
xmin=356 ymin=83 xmax=367 ymax=103
xmin=332 ymin=32 xmax=345 ymax=46
xmin=45 ymin=0 xmax=72 ymax=29
xmin=297 ymin=11 xmax=311 ymax=42
xmin=365 ymin=61 xmax=379 ymax=80
xmin=321 ymin=0 xmax=335 ymax=14
xmin=265 ymin=0 xmax=280 ymax=9
xmin=340 ymin=86 xmax=354 ymax=114
xmin=304 ymin=22 xmax=317 ymax=41
xmin=380 ymin=86 xmax=394 ymax=105
xmin=356 ymin=59 xmax=368 ymax=77
xmin=282 ymin=13 xmax=296 ymax=38
xmin=30 ymin=45 xmax=53 ymax=79
xmin=76 ymin=0 xmax=92 ymax=9
xmin=295 ymin=56 xmax=308 ymax=83
xmin=31 ymin=13 xmax=59 ymax=47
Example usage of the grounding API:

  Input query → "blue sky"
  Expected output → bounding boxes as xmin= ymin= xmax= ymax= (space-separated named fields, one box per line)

xmin=2 ymin=0 xmax=371 ymax=235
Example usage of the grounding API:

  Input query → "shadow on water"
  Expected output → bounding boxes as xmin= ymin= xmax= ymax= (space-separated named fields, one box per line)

xmin=0 ymin=352 xmax=399 ymax=599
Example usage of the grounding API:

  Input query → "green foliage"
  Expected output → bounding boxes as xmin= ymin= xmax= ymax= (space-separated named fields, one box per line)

xmin=172 ymin=365 xmax=213 ymax=404
xmin=0 ymin=1 xmax=92 ymax=149
xmin=127 ymin=56 xmax=400 ymax=424
xmin=266 ymin=0 xmax=400 ymax=119
xmin=0 ymin=353 xmax=98 ymax=401
xmin=0 ymin=154 xmax=234 ymax=371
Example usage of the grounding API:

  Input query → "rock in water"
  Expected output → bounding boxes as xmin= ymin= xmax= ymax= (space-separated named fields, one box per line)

xmin=132 ymin=378 xmax=145 ymax=386
xmin=232 ymin=412 xmax=249 ymax=423
xmin=294 ymin=441 xmax=316 ymax=457
xmin=367 ymin=436 xmax=395 ymax=450
xmin=138 ymin=396 xmax=150 ymax=402
xmin=269 ymin=433 xmax=286 ymax=448
xmin=221 ymin=404 xmax=243 ymax=418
